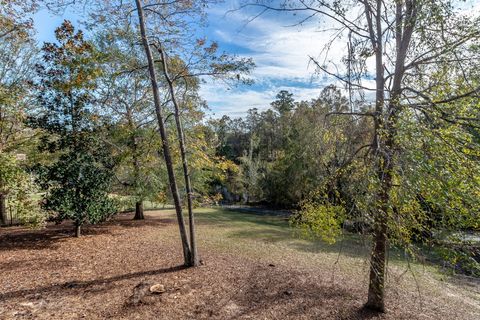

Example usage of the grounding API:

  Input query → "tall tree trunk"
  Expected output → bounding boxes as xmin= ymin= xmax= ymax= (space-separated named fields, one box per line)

xmin=366 ymin=1 xmax=416 ymax=311
xmin=0 ymin=193 xmax=6 ymax=226
xmin=366 ymin=154 xmax=392 ymax=312
xmin=366 ymin=0 xmax=388 ymax=312
xmin=134 ymin=201 xmax=144 ymax=220
xmin=157 ymin=45 xmax=198 ymax=267
xmin=75 ymin=223 xmax=81 ymax=237
xmin=135 ymin=0 xmax=192 ymax=265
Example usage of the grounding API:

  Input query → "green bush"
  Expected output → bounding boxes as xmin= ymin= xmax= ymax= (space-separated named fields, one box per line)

xmin=0 ymin=153 xmax=48 ymax=227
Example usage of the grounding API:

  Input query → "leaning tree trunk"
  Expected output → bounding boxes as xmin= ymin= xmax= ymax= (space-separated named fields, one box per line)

xmin=135 ymin=0 xmax=192 ymax=265
xmin=157 ymin=45 xmax=199 ymax=267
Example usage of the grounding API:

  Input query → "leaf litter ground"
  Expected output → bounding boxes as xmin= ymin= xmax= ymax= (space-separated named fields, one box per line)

xmin=0 ymin=208 xmax=478 ymax=319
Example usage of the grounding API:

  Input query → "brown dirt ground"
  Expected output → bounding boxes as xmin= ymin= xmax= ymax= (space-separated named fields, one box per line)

xmin=0 ymin=209 xmax=479 ymax=320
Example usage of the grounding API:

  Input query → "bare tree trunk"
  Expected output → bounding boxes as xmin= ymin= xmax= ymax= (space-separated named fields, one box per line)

xmin=75 ymin=223 xmax=81 ymax=237
xmin=135 ymin=0 xmax=191 ymax=265
xmin=157 ymin=45 xmax=198 ymax=267
xmin=366 ymin=155 xmax=391 ymax=312
xmin=134 ymin=201 xmax=144 ymax=220
xmin=0 ymin=193 xmax=6 ymax=226
xmin=367 ymin=226 xmax=387 ymax=310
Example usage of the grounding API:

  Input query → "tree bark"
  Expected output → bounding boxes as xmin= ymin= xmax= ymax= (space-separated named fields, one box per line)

xmin=0 ymin=193 xmax=6 ymax=226
xmin=157 ymin=45 xmax=198 ymax=267
xmin=366 ymin=153 xmax=392 ymax=312
xmin=366 ymin=1 xmax=417 ymax=311
xmin=128 ymin=109 xmax=144 ymax=221
xmin=75 ymin=223 xmax=81 ymax=237
xmin=134 ymin=201 xmax=144 ymax=220
xmin=366 ymin=219 xmax=388 ymax=311
xmin=135 ymin=0 xmax=192 ymax=265
xmin=366 ymin=0 xmax=388 ymax=312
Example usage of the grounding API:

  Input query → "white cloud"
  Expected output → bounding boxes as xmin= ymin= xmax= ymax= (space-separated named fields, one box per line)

xmin=200 ymin=82 xmax=325 ymax=118
xmin=202 ymin=1 xmax=480 ymax=118
xmin=201 ymin=87 xmax=273 ymax=117
xmin=201 ymin=4 xmax=351 ymax=117
xmin=217 ymin=9 xmax=348 ymax=81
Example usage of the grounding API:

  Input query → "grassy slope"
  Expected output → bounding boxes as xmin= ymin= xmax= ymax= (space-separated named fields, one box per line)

xmin=191 ymin=208 xmax=480 ymax=315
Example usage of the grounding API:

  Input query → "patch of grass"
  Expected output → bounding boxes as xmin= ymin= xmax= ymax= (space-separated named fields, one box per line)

xmin=153 ymin=207 xmax=480 ymax=304
xmin=195 ymin=208 xmax=388 ymax=261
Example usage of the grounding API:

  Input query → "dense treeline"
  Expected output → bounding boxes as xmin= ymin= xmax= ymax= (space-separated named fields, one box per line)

xmin=210 ymin=86 xmax=480 ymax=236
xmin=209 ymin=88 xmax=371 ymax=208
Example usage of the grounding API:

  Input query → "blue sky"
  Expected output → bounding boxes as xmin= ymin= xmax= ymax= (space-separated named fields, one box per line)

xmin=200 ymin=3 xmax=340 ymax=117
xmin=33 ymin=0 xmax=480 ymax=118
xmin=200 ymin=0 xmax=480 ymax=117
xmin=33 ymin=2 xmax=338 ymax=118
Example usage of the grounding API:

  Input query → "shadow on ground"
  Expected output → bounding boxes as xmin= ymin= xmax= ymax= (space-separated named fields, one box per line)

xmin=196 ymin=264 xmax=386 ymax=320
xmin=0 ymin=227 xmax=98 ymax=251
xmin=0 ymin=265 xmax=186 ymax=301
xmin=0 ymin=257 xmax=72 ymax=272
xmin=0 ymin=212 xmax=174 ymax=252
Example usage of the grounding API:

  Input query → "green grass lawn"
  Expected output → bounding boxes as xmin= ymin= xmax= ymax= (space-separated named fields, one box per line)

xmin=192 ymin=207 xmax=477 ymax=273
xmin=173 ymin=207 xmax=479 ymax=310
xmin=194 ymin=207 xmax=407 ymax=265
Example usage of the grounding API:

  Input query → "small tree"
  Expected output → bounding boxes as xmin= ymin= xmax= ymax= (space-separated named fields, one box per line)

xmin=39 ymin=152 xmax=116 ymax=236
xmin=32 ymin=20 xmax=116 ymax=237
xmin=271 ymin=90 xmax=295 ymax=115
